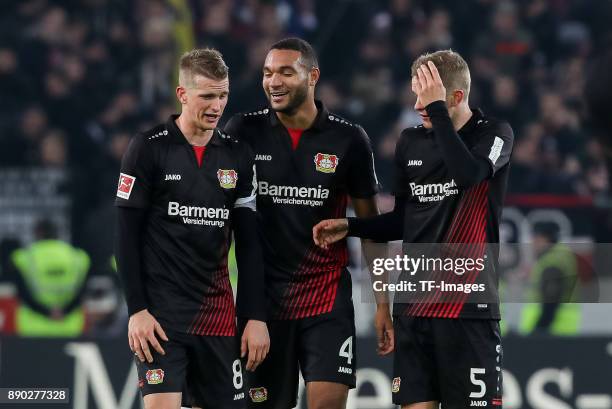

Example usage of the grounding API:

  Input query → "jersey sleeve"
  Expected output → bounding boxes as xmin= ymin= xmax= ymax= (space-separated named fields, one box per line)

xmin=470 ymin=121 xmax=514 ymax=177
xmin=347 ymin=126 xmax=379 ymax=198
xmin=234 ymin=143 xmax=257 ymax=211
xmin=114 ymin=134 xmax=155 ymax=209
xmin=392 ymin=132 xmax=411 ymax=197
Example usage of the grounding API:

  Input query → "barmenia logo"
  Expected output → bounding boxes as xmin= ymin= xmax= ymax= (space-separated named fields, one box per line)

xmin=409 ymin=179 xmax=459 ymax=202
xmin=258 ymin=181 xmax=329 ymax=207
xmin=167 ymin=201 xmax=230 ymax=227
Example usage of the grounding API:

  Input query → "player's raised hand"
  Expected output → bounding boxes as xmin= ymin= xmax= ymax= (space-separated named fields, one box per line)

xmin=413 ymin=61 xmax=446 ymax=107
xmin=241 ymin=320 xmax=270 ymax=371
xmin=128 ymin=309 xmax=169 ymax=363
xmin=312 ymin=218 xmax=349 ymax=249
xmin=374 ymin=304 xmax=394 ymax=355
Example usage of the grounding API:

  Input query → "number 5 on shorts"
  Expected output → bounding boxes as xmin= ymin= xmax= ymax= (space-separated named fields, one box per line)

xmin=469 ymin=367 xmax=486 ymax=398
xmin=232 ymin=359 xmax=243 ymax=389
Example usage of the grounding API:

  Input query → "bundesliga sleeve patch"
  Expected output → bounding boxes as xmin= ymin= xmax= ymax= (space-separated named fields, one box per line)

xmin=117 ymin=173 xmax=136 ymax=199
xmin=314 ymin=153 xmax=339 ymax=173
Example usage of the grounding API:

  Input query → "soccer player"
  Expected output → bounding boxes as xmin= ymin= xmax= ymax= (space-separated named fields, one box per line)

xmin=224 ymin=38 xmax=390 ymax=409
xmin=314 ymin=50 xmax=514 ymax=409
xmin=114 ymin=49 xmax=269 ymax=409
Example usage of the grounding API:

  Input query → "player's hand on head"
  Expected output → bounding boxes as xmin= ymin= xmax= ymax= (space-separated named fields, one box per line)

xmin=312 ymin=218 xmax=349 ymax=249
xmin=413 ymin=61 xmax=446 ymax=107
xmin=128 ymin=309 xmax=169 ymax=363
xmin=241 ymin=320 xmax=270 ymax=371
xmin=374 ymin=304 xmax=394 ymax=355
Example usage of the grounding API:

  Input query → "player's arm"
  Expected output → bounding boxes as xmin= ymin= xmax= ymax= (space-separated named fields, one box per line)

xmin=350 ymin=127 xmax=394 ymax=355
xmin=114 ymin=135 xmax=168 ymax=363
xmin=313 ymin=128 xmax=409 ymax=247
xmin=416 ymin=62 xmax=513 ymax=187
xmin=233 ymin=145 xmax=269 ymax=371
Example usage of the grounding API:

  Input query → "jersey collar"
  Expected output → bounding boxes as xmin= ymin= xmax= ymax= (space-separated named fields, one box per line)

xmin=267 ymin=99 xmax=330 ymax=131
xmin=423 ymin=107 xmax=485 ymax=137
xmin=166 ymin=114 xmax=224 ymax=146
xmin=457 ymin=108 xmax=485 ymax=136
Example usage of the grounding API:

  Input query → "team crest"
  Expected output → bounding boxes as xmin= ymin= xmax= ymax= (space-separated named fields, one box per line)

xmin=249 ymin=387 xmax=268 ymax=403
xmin=392 ymin=377 xmax=401 ymax=393
xmin=146 ymin=369 xmax=164 ymax=385
xmin=217 ymin=169 xmax=238 ymax=189
xmin=314 ymin=153 xmax=339 ymax=173
xmin=116 ymin=173 xmax=135 ymax=199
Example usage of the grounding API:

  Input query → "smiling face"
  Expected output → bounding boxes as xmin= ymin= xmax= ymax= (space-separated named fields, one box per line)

xmin=177 ymin=74 xmax=229 ymax=132
xmin=262 ymin=48 xmax=315 ymax=115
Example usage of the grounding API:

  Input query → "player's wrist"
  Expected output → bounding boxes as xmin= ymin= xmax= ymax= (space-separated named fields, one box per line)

xmin=424 ymin=100 xmax=448 ymax=116
xmin=346 ymin=217 xmax=358 ymax=236
xmin=129 ymin=307 xmax=149 ymax=318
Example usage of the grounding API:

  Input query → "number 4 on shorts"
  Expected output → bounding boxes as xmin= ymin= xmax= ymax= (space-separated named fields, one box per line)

xmin=339 ymin=336 xmax=353 ymax=364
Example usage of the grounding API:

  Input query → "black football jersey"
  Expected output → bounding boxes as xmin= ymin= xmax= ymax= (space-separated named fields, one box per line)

xmin=393 ymin=108 xmax=514 ymax=319
xmin=115 ymin=115 xmax=257 ymax=335
xmin=225 ymin=101 xmax=379 ymax=319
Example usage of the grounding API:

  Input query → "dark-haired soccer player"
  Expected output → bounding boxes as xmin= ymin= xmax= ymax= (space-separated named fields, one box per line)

xmin=115 ymin=48 xmax=269 ymax=409
xmin=314 ymin=50 xmax=514 ymax=409
xmin=225 ymin=38 xmax=390 ymax=409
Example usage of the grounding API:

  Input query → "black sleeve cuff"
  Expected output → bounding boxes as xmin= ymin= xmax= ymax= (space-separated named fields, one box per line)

xmin=424 ymin=100 xmax=450 ymax=117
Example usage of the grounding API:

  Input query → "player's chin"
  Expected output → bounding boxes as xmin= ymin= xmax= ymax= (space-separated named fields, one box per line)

xmin=421 ymin=118 xmax=432 ymax=128
xmin=269 ymin=100 xmax=289 ymax=112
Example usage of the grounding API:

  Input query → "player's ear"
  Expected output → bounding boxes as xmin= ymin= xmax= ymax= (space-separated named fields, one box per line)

xmin=450 ymin=89 xmax=464 ymax=107
xmin=176 ymin=86 xmax=187 ymax=104
xmin=309 ymin=67 xmax=320 ymax=86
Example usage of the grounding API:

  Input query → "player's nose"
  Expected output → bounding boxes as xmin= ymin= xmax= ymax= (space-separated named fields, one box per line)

xmin=210 ymin=98 xmax=222 ymax=112
xmin=269 ymin=73 xmax=283 ymax=88
xmin=414 ymin=97 xmax=423 ymax=111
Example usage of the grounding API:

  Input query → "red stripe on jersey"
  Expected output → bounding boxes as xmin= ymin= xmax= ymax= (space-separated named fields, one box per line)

xmin=279 ymin=195 xmax=348 ymax=319
xmin=438 ymin=184 xmax=487 ymax=318
xmin=407 ymin=182 xmax=489 ymax=318
xmin=189 ymin=263 xmax=236 ymax=336
xmin=446 ymin=183 xmax=489 ymax=318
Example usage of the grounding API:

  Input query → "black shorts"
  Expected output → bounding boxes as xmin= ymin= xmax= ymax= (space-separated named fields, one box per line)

xmin=135 ymin=329 xmax=246 ymax=409
xmin=240 ymin=307 xmax=356 ymax=409
xmin=392 ymin=317 xmax=503 ymax=408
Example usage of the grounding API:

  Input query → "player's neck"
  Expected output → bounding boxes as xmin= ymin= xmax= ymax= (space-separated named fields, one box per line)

xmin=451 ymin=104 xmax=473 ymax=132
xmin=275 ymin=98 xmax=318 ymax=130
xmin=176 ymin=115 xmax=214 ymax=146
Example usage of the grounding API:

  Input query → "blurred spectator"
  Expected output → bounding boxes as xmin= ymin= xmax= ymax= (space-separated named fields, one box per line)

xmin=8 ymin=219 xmax=90 ymax=337
xmin=520 ymin=222 xmax=580 ymax=335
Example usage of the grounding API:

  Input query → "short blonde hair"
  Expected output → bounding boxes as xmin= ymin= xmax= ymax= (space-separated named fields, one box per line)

xmin=179 ymin=48 xmax=228 ymax=87
xmin=411 ymin=50 xmax=471 ymax=100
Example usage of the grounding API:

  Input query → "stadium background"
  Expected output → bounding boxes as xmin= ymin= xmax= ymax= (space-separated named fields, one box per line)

xmin=0 ymin=0 xmax=611 ymax=408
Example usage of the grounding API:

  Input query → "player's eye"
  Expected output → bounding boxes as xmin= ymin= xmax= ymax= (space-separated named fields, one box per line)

xmin=263 ymin=72 xmax=272 ymax=78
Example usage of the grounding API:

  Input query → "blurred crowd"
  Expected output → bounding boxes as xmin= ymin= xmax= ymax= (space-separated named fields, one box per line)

xmin=0 ymin=0 xmax=611 ymax=335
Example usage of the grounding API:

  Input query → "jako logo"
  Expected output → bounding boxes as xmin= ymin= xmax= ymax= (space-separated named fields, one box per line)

xmin=255 ymin=154 xmax=272 ymax=161
xmin=165 ymin=174 xmax=181 ymax=181
xmin=407 ymin=160 xmax=423 ymax=166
